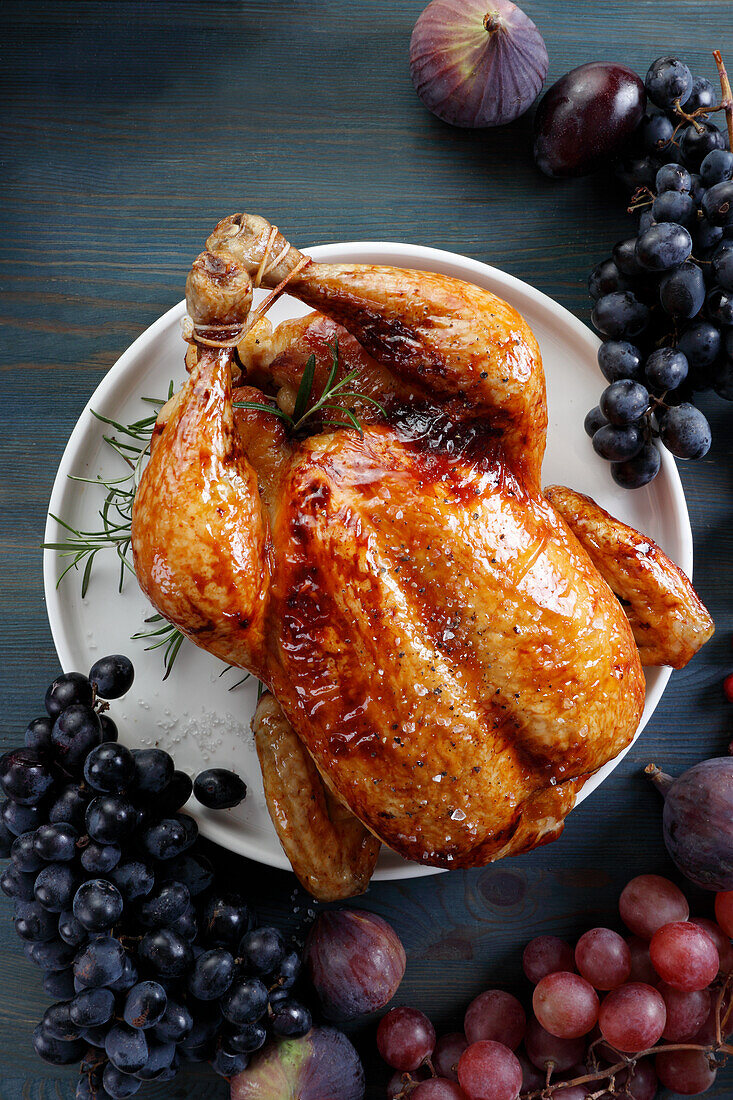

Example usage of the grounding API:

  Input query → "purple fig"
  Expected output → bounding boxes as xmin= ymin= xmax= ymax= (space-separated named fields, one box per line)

xmin=230 ymin=1027 xmax=365 ymax=1100
xmin=647 ymin=759 xmax=733 ymax=890
xmin=305 ymin=909 xmax=406 ymax=1021
xmin=410 ymin=0 xmax=548 ymax=128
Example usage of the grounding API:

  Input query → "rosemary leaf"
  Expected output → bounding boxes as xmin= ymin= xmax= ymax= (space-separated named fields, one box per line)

xmin=292 ymin=353 xmax=317 ymax=424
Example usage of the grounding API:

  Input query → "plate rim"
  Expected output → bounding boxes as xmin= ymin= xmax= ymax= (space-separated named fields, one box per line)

xmin=43 ymin=239 xmax=691 ymax=880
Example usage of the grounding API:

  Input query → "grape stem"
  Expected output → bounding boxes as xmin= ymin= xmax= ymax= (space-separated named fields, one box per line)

xmin=520 ymin=970 xmax=733 ymax=1098
xmin=714 ymin=49 xmax=733 ymax=152
xmin=667 ymin=49 xmax=733 ymax=148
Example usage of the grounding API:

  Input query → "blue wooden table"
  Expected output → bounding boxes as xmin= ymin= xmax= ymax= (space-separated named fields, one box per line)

xmin=2 ymin=2 xmax=733 ymax=1096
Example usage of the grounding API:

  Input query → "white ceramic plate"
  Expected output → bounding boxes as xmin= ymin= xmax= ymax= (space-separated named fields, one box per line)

xmin=44 ymin=242 xmax=692 ymax=882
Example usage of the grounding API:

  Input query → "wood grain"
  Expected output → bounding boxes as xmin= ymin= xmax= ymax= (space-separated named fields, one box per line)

xmin=2 ymin=1 xmax=733 ymax=1095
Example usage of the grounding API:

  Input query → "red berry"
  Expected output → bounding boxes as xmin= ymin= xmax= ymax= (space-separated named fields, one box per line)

xmin=724 ymin=673 xmax=733 ymax=701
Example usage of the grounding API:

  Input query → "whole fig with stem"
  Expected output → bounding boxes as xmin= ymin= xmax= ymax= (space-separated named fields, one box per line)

xmin=410 ymin=0 xmax=548 ymax=128
xmin=647 ymin=758 xmax=733 ymax=890
xmin=305 ymin=908 xmax=406 ymax=1021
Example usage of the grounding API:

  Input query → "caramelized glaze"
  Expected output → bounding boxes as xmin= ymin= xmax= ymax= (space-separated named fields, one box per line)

xmin=131 ymin=217 xmax=711 ymax=882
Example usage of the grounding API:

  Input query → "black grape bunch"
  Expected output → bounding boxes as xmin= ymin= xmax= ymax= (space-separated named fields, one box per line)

xmin=587 ymin=52 xmax=733 ymax=488
xmin=0 ymin=656 xmax=311 ymax=1097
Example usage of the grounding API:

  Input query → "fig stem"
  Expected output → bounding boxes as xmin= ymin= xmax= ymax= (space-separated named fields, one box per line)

xmin=483 ymin=10 xmax=502 ymax=33
xmin=713 ymin=49 xmax=733 ymax=153
xmin=645 ymin=762 xmax=674 ymax=797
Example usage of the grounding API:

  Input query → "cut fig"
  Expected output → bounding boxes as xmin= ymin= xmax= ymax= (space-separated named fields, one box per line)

xmin=230 ymin=1027 xmax=365 ymax=1100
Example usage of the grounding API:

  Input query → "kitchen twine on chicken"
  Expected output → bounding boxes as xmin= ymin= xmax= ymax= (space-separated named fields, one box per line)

xmin=184 ymin=226 xmax=312 ymax=349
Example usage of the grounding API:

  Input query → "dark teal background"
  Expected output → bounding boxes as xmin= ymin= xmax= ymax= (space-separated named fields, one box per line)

xmin=2 ymin=2 xmax=733 ymax=1096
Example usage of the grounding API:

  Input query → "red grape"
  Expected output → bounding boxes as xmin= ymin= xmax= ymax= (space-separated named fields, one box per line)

xmin=377 ymin=1007 xmax=436 ymax=1072
xmin=463 ymin=991 xmax=525 ymax=1049
xmin=387 ymin=1071 xmax=405 ymax=1099
xmin=649 ymin=921 xmax=719 ymax=991
xmin=457 ymin=1041 xmax=522 ymax=1100
xmin=659 ymin=982 xmax=711 ymax=1041
xmin=522 ymin=936 xmax=576 ymax=984
xmin=433 ymin=1033 xmax=468 ymax=1082
xmin=412 ymin=1080 xmax=467 ymax=1100
xmin=693 ymin=989 xmax=733 ymax=1045
xmin=523 ymin=1016 xmax=585 ymax=1072
xmin=611 ymin=1059 xmax=658 ymax=1100
xmin=656 ymin=1049 xmax=717 ymax=1094
xmin=619 ymin=875 xmax=689 ymax=939
xmin=598 ymin=983 xmax=666 ymax=1052
xmin=552 ymin=1087 xmax=590 ymax=1099
xmin=626 ymin=935 xmax=657 ymax=984
xmin=532 ymin=972 xmax=599 ymax=1038
xmin=690 ymin=917 xmax=733 ymax=973
xmin=715 ymin=890 xmax=733 ymax=937
xmin=575 ymin=928 xmax=631 ymax=990
xmin=387 ymin=1068 xmax=429 ymax=1098
xmin=516 ymin=1050 xmax=544 ymax=1091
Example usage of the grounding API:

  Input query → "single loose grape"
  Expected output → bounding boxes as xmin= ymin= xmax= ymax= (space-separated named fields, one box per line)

xmin=659 ymin=262 xmax=706 ymax=320
xmin=522 ymin=936 xmax=576 ymax=984
xmin=658 ymin=982 xmax=711 ymax=1041
xmin=649 ymin=921 xmax=719 ymax=991
xmin=193 ymin=768 xmax=247 ymax=809
xmin=532 ymin=972 xmax=599 ymax=1038
xmin=457 ymin=1041 xmax=522 ymax=1100
xmin=575 ymin=927 xmax=631 ymax=990
xmin=658 ymin=404 xmax=712 ymax=460
xmin=656 ymin=163 xmax=692 ymax=194
xmin=523 ymin=1016 xmax=585 ymax=1073
xmin=645 ymin=56 xmax=692 ymax=109
xmin=635 ymin=222 xmax=692 ymax=271
xmin=610 ymin=443 xmax=661 ymax=489
xmin=433 ymin=1033 xmax=468 ymax=1082
xmin=656 ymin=1048 xmax=717 ymax=1094
xmin=593 ymin=423 xmax=645 ymax=463
xmin=598 ymin=982 xmax=667 ymax=1052
xmin=89 ymin=655 xmax=134 ymax=699
xmin=597 ymin=340 xmax=644 ymax=383
xmin=645 ymin=347 xmax=688 ymax=391
xmin=619 ymin=875 xmax=689 ymax=939
xmin=412 ymin=1081 xmax=466 ymax=1100
xmin=377 ymin=1007 xmax=436 ymax=1072
xmin=463 ymin=990 xmax=525 ymax=1049
xmin=690 ymin=917 xmax=733 ymax=974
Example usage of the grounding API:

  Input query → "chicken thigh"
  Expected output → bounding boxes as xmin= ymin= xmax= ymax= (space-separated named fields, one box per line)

xmin=131 ymin=216 xmax=712 ymax=890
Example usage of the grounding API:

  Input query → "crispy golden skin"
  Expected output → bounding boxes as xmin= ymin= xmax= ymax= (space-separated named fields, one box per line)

xmin=545 ymin=485 xmax=714 ymax=668
xmin=131 ymin=215 xmax=710 ymax=882
xmin=252 ymin=693 xmax=380 ymax=901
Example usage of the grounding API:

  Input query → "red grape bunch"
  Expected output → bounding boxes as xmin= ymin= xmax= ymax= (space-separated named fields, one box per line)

xmin=586 ymin=52 xmax=733 ymax=489
xmin=378 ymin=873 xmax=733 ymax=1099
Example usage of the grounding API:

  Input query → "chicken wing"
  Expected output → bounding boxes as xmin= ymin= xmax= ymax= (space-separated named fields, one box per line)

xmin=253 ymin=692 xmax=380 ymax=901
xmin=545 ymin=485 xmax=714 ymax=668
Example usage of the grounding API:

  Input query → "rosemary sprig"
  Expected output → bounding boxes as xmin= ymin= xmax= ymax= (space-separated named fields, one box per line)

xmin=42 ymin=386 xmax=191 ymax=675
xmin=233 ymin=338 xmax=386 ymax=434
xmin=131 ymin=615 xmax=185 ymax=681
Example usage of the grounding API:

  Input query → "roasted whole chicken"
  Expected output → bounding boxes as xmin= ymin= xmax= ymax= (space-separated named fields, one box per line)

xmin=131 ymin=215 xmax=713 ymax=900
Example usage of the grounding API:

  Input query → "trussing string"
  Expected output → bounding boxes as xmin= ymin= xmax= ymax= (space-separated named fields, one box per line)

xmin=247 ymin=251 xmax=312 ymax=326
xmin=185 ymin=231 xmax=312 ymax=349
